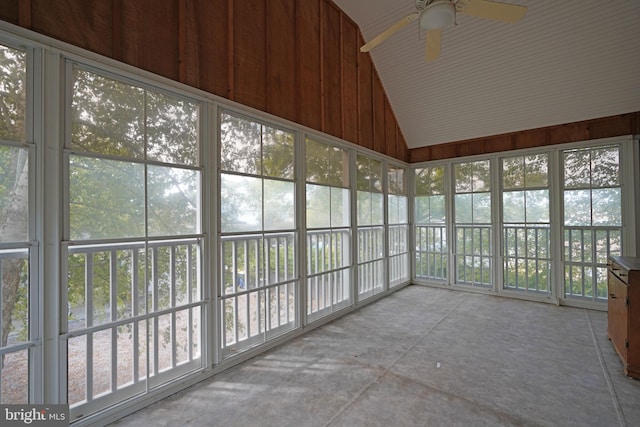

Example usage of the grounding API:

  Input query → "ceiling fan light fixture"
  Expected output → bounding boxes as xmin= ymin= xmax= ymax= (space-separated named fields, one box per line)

xmin=420 ymin=1 xmax=455 ymax=29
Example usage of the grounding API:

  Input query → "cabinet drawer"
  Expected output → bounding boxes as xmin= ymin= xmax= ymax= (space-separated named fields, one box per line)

xmin=608 ymin=259 xmax=630 ymax=285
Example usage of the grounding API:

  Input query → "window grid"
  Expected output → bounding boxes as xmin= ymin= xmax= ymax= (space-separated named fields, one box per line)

xmin=219 ymin=110 xmax=298 ymax=357
xmin=562 ymin=145 xmax=622 ymax=301
xmin=414 ymin=166 xmax=447 ymax=282
xmin=356 ymin=154 xmax=385 ymax=300
xmin=0 ymin=42 xmax=36 ymax=405
xmin=415 ymin=225 xmax=447 ymax=280
xmin=501 ymin=154 xmax=551 ymax=294
xmin=305 ymin=138 xmax=352 ymax=322
xmin=503 ymin=225 xmax=551 ymax=293
xmin=66 ymin=240 xmax=203 ymax=408
xmin=64 ymin=66 xmax=204 ymax=420
xmin=453 ymin=160 xmax=492 ymax=288
xmin=388 ymin=165 xmax=409 ymax=287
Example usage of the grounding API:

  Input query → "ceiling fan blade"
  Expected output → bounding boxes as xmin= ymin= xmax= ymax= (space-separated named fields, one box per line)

xmin=360 ymin=12 xmax=420 ymax=52
xmin=460 ymin=0 xmax=527 ymax=23
xmin=425 ymin=29 xmax=442 ymax=62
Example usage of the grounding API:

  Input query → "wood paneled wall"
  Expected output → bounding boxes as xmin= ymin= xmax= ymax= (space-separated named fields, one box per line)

xmin=0 ymin=0 xmax=409 ymax=161
xmin=410 ymin=112 xmax=640 ymax=163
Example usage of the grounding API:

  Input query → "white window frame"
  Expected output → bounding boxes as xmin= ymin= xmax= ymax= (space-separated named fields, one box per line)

xmin=0 ymin=37 xmax=42 ymax=405
xmin=411 ymin=136 xmax=637 ymax=309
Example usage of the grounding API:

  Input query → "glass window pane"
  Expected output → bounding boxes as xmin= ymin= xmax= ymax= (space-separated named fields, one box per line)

xmin=147 ymin=166 xmax=199 ymax=236
xmin=146 ymin=91 xmax=199 ymax=166
xmin=526 ymin=189 xmax=549 ymax=223
xmin=330 ymin=187 xmax=350 ymax=227
xmin=525 ymin=154 xmax=548 ymax=187
xmin=328 ymin=146 xmax=349 ymax=188
xmin=455 ymin=163 xmax=473 ymax=193
xmin=370 ymin=159 xmax=383 ymax=192
xmin=388 ymin=194 xmax=399 ymax=224
xmin=563 ymin=149 xmax=591 ymax=188
xmin=262 ymin=126 xmax=294 ymax=179
xmin=305 ymin=138 xmax=329 ymax=183
xmin=371 ymin=192 xmax=384 ymax=225
xmin=306 ymin=184 xmax=330 ymax=228
xmin=455 ymin=193 xmax=472 ymax=223
xmin=388 ymin=166 xmax=405 ymax=194
xmin=1 ymin=348 xmax=29 ymax=403
xmin=473 ymin=193 xmax=491 ymax=223
xmin=1 ymin=254 xmax=29 ymax=346
xmin=503 ymin=191 xmax=525 ymax=223
xmin=0 ymin=45 xmax=26 ymax=143
xmin=397 ymin=195 xmax=408 ymax=224
xmin=430 ymin=195 xmax=446 ymax=224
xmin=264 ymin=179 xmax=295 ymax=230
xmin=473 ymin=160 xmax=491 ymax=192
xmin=502 ymin=156 xmax=524 ymax=189
xmin=415 ymin=196 xmax=429 ymax=224
xmin=564 ymin=189 xmax=591 ymax=226
xmin=357 ymin=191 xmax=371 ymax=226
xmin=69 ymin=156 xmax=145 ymax=240
xmin=591 ymin=147 xmax=619 ymax=188
xmin=220 ymin=112 xmax=261 ymax=175
xmin=71 ymin=68 xmax=144 ymax=157
xmin=0 ymin=146 xmax=29 ymax=242
xmin=220 ymin=174 xmax=262 ymax=232
xmin=356 ymin=155 xmax=369 ymax=191
xmin=416 ymin=166 xmax=445 ymax=196
xmin=592 ymin=188 xmax=621 ymax=226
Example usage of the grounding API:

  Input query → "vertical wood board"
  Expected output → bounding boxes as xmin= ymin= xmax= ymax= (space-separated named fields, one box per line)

xmin=31 ymin=0 xmax=114 ymax=57
xmin=384 ymin=99 xmax=396 ymax=158
xmin=341 ymin=15 xmax=359 ymax=145
xmin=266 ymin=0 xmax=297 ymax=123
xmin=296 ymin=0 xmax=321 ymax=130
xmin=321 ymin=1 xmax=342 ymax=138
xmin=181 ymin=0 xmax=230 ymax=98
xmin=232 ymin=0 xmax=266 ymax=110
xmin=357 ymin=38 xmax=373 ymax=150
xmin=372 ymin=74 xmax=385 ymax=153
xmin=121 ymin=0 xmax=179 ymax=80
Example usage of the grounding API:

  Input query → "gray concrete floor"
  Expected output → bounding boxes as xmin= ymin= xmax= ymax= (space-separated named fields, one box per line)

xmin=111 ymin=286 xmax=640 ymax=427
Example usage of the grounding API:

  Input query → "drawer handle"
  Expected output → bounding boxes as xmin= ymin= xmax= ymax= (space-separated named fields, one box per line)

xmin=609 ymin=293 xmax=616 ymax=299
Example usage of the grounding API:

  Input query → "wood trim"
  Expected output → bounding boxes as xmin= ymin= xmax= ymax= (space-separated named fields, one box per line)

xmin=409 ymin=112 xmax=640 ymax=163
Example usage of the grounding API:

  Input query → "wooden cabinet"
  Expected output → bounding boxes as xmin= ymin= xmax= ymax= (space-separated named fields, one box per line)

xmin=607 ymin=256 xmax=640 ymax=379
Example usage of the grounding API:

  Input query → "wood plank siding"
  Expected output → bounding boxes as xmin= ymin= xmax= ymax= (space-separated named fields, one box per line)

xmin=1 ymin=1 xmax=637 ymax=163
xmin=0 ymin=0 xmax=409 ymax=161
xmin=410 ymin=112 xmax=640 ymax=163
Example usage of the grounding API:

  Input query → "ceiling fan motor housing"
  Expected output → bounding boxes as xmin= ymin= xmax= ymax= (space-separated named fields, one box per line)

xmin=420 ymin=0 xmax=456 ymax=29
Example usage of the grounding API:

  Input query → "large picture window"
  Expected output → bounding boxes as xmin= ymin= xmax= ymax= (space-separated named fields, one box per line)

xmin=415 ymin=165 xmax=447 ymax=281
xmin=64 ymin=67 xmax=204 ymax=419
xmin=453 ymin=160 xmax=492 ymax=287
xmin=563 ymin=145 xmax=622 ymax=301
xmin=387 ymin=165 xmax=409 ymax=287
xmin=219 ymin=111 xmax=297 ymax=357
xmin=0 ymin=43 xmax=34 ymax=405
xmin=502 ymin=154 xmax=551 ymax=294
xmin=356 ymin=154 xmax=384 ymax=300
xmin=305 ymin=138 xmax=351 ymax=321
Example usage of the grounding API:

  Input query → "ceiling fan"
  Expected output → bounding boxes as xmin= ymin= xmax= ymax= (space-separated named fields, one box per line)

xmin=360 ymin=0 xmax=527 ymax=61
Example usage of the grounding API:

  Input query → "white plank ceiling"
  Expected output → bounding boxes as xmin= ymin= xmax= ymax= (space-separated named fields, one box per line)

xmin=331 ymin=0 xmax=640 ymax=149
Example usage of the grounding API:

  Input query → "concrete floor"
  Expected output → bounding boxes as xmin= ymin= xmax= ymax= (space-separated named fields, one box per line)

xmin=111 ymin=286 xmax=640 ymax=427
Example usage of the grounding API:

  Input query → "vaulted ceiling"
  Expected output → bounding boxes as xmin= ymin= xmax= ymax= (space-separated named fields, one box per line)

xmin=332 ymin=0 xmax=640 ymax=149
